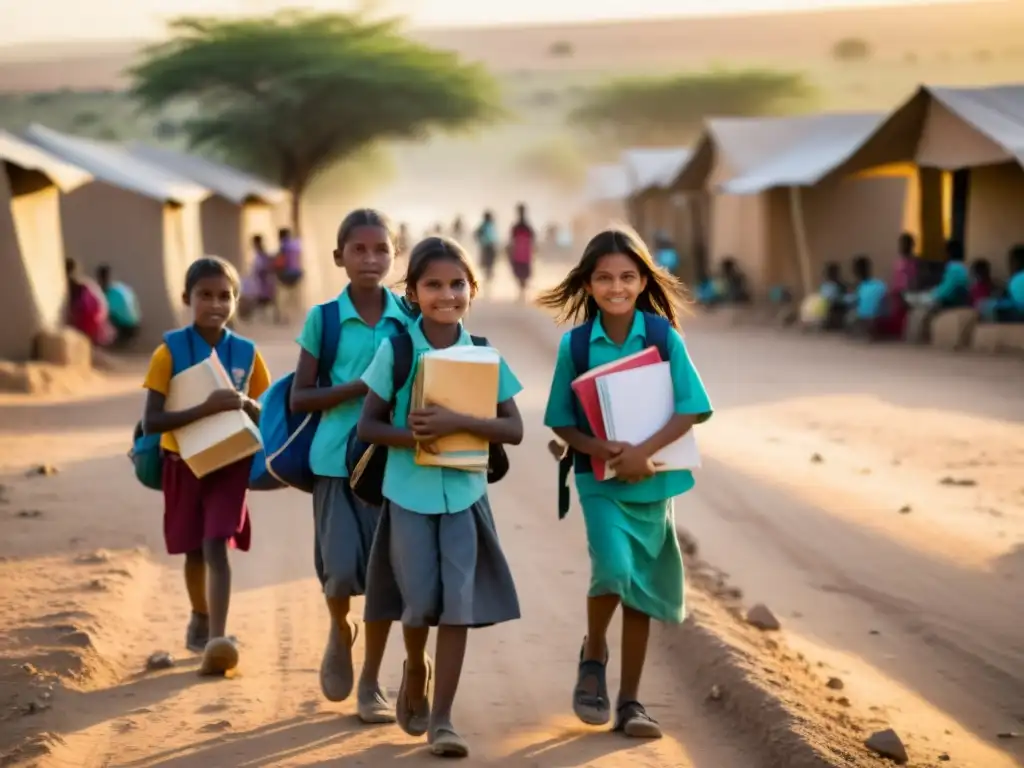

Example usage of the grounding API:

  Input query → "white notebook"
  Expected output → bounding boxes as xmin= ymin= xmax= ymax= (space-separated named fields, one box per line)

xmin=596 ymin=361 xmax=701 ymax=476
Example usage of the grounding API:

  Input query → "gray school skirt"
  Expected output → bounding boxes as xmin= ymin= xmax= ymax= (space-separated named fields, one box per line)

xmin=313 ymin=476 xmax=381 ymax=599
xmin=364 ymin=496 xmax=521 ymax=628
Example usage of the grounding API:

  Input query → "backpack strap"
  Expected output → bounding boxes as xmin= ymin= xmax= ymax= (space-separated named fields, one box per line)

xmin=389 ymin=332 xmax=415 ymax=400
xmin=163 ymin=328 xmax=194 ymax=377
xmin=642 ymin=312 xmax=673 ymax=363
xmin=317 ymin=300 xmax=342 ymax=388
xmin=469 ymin=334 xmax=489 ymax=347
xmin=226 ymin=333 xmax=257 ymax=393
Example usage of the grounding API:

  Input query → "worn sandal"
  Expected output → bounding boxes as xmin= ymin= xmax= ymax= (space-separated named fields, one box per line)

xmin=429 ymin=724 xmax=470 ymax=758
xmin=613 ymin=700 xmax=663 ymax=739
xmin=572 ymin=638 xmax=610 ymax=726
xmin=396 ymin=655 xmax=433 ymax=737
xmin=320 ymin=619 xmax=359 ymax=702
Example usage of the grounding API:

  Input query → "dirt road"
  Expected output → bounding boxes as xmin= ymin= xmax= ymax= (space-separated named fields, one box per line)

xmin=2 ymin=294 xmax=1023 ymax=767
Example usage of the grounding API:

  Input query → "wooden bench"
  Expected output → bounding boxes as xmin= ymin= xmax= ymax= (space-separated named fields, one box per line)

xmin=929 ymin=307 xmax=977 ymax=351
xmin=971 ymin=323 xmax=1024 ymax=356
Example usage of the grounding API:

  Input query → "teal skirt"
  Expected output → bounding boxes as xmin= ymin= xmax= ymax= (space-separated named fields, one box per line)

xmin=579 ymin=494 xmax=685 ymax=623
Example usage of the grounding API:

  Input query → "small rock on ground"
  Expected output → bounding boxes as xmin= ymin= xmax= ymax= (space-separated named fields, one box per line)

xmin=826 ymin=677 xmax=845 ymax=690
xmin=864 ymin=728 xmax=908 ymax=764
xmin=746 ymin=604 xmax=781 ymax=631
xmin=146 ymin=652 xmax=175 ymax=671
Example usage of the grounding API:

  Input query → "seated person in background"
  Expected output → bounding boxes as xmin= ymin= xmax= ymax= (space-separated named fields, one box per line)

xmin=904 ymin=239 xmax=971 ymax=342
xmin=67 ymin=258 xmax=114 ymax=347
xmin=799 ymin=262 xmax=846 ymax=330
xmin=979 ymin=244 xmax=1024 ymax=323
xmin=96 ymin=264 xmax=140 ymax=345
xmin=653 ymin=231 xmax=680 ymax=273
xmin=720 ymin=257 xmax=751 ymax=304
xmin=844 ymin=255 xmax=890 ymax=339
xmin=969 ymin=258 xmax=998 ymax=309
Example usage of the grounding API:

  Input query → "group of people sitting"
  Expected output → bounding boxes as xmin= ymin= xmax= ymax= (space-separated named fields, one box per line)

xmin=804 ymin=233 xmax=1024 ymax=340
xmin=66 ymin=258 xmax=141 ymax=348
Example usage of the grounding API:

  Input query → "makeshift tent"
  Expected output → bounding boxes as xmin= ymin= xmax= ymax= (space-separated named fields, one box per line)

xmin=23 ymin=124 xmax=210 ymax=348
xmin=831 ymin=84 xmax=1024 ymax=276
xmin=618 ymin=148 xmax=692 ymax=257
xmin=0 ymin=131 xmax=92 ymax=361
xmin=128 ymin=144 xmax=288 ymax=274
xmin=578 ymin=163 xmax=631 ymax=239
xmin=670 ymin=113 xmax=907 ymax=297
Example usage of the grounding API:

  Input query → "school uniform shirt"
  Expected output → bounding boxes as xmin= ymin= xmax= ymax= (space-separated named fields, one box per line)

xmin=361 ymin=317 xmax=523 ymax=514
xmin=142 ymin=333 xmax=271 ymax=454
xmin=543 ymin=310 xmax=712 ymax=504
xmin=1008 ymin=271 xmax=1024 ymax=311
xmin=297 ymin=287 xmax=412 ymax=478
xmin=931 ymin=261 xmax=970 ymax=306
xmin=853 ymin=277 xmax=888 ymax=319
xmin=104 ymin=281 xmax=141 ymax=328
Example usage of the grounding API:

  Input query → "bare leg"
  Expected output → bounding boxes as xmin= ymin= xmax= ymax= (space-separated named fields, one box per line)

xmin=402 ymin=625 xmax=430 ymax=710
xmin=583 ymin=594 xmax=619 ymax=667
xmin=202 ymin=538 xmax=231 ymax=639
xmin=573 ymin=594 xmax=619 ymax=724
xmin=184 ymin=550 xmax=209 ymax=652
xmin=359 ymin=619 xmax=391 ymax=687
xmin=199 ymin=538 xmax=237 ymax=675
xmin=320 ymin=595 xmax=355 ymax=702
xmin=429 ymin=625 xmax=468 ymax=728
xmin=618 ymin=605 xmax=651 ymax=703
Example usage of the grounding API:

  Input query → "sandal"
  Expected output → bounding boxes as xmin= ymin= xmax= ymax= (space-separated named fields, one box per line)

xmin=396 ymin=655 xmax=433 ymax=737
xmin=613 ymin=700 xmax=663 ymax=739
xmin=320 ymin=619 xmax=359 ymax=703
xmin=572 ymin=637 xmax=610 ymax=726
xmin=429 ymin=724 xmax=470 ymax=758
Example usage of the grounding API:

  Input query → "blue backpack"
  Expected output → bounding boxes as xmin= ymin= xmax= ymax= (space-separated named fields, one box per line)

xmin=249 ymin=297 xmax=412 ymax=493
xmin=556 ymin=312 xmax=672 ymax=519
xmin=130 ymin=327 xmax=257 ymax=491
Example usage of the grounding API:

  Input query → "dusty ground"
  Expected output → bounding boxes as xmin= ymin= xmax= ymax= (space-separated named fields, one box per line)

xmin=1 ymin=281 xmax=1023 ymax=767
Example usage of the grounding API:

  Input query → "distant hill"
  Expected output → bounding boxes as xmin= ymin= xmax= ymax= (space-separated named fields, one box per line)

xmin=0 ymin=1 xmax=1021 ymax=93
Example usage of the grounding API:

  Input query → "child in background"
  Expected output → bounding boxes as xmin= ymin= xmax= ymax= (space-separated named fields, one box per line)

xmin=96 ymin=264 xmax=141 ymax=345
xmin=844 ymin=255 xmax=889 ymax=337
xmin=653 ymin=232 xmax=679 ymax=274
xmin=289 ymin=209 xmax=411 ymax=723
xmin=969 ymin=258 xmax=997 ymax=309
xmin=142 ymin=257 xmax=271 ymax=676
xmin=537 ymin=227 xmax=712 ymax=740
xmin=357 ymin=237 xmax=523 ymax=758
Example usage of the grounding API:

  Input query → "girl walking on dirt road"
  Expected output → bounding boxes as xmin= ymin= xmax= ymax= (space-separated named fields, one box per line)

xmin=290 ymin=209 xmax=412 ymax=724
xmin=538 ymin=227 xmax=713 ymax=739
xmin=141 ymin=257 xmax=272 ymax=676
xmin=357 ymin=236 xmax=523 ymax=758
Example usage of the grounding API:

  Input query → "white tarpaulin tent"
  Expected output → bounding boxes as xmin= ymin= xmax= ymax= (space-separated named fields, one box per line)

xmin=129 ymin=143 xmax=288 ymax=274
xmin=833 ymin=84 xmax=1024 ymax=273
xmin=670 ymin=113 xmax=907 ymax=296
xmin=24 ymin=124 xmax=210 ymax=347
xmin=1 ymin=131 xmax=91 ymax=360
xmin=621 ymin=147 xmax=692 ymax=195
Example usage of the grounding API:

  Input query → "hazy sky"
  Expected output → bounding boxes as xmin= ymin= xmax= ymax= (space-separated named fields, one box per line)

xmin=1 ymin=0 xmax=983 ymax=45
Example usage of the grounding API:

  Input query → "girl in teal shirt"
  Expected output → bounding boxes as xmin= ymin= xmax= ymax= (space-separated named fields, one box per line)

xmin=290 ymin=209 xmax=411 ymax=724
xmin=358 ymin=237 xmax=523 ymax=758
xmin=538 ymin=227 xmax=712 ymax=740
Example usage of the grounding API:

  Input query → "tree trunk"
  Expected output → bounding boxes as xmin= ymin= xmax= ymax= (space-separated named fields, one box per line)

xmin=288 ymin=182 xmax=304 ymax=238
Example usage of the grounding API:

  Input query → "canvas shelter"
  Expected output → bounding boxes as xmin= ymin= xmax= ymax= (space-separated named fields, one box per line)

xmin=620 ymin=148 xmax=697 ymax=271
xmin=829 ymin=84 xmax=1024 ymax=278
xmin=128 ymin=143 xmax=288 ymax=274
xmin=578 ymin=163 xmax=631 ymax=238
xmin=670 ymin=113 xmax=908 ymax=297
xmin=23 ymin=124 xmax=210 ymax=348
xmin=0 ymin=131 xmax=92 ymax=361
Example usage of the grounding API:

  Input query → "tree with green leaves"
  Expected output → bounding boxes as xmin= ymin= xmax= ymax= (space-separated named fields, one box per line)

xmin=569 ymin=69 xmax=815 ymax=147
xmin=130 ymin=12 xmax=502 ymax=231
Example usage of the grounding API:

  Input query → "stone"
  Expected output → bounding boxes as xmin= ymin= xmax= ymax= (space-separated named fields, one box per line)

xmin=146 ymin=652 xmax=175 ymax=672
xmin=746 ymin=604 xmax=781 ymax=631
xmin=34 ymin=328 xmax=91 ymax=368
xmin=826 ymin=677 xmax=845 ymax=690
xmin=864 ymin=728 xmax=908 ymax=764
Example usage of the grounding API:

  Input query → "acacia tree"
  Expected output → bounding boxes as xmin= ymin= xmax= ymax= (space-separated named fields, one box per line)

xmin=130 ymin=12 xmax=502 ymax=231
xmin=570 ymin=69 xmax=815 ymax=146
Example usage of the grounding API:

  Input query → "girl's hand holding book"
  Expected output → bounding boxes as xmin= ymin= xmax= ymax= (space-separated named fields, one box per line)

xmin=408 ymin=404 xmax=464 ymax=440
xmin=591 ymin=439 xmax=629 ymax=463
xmin=608 ymin=445 xmax=661 ymax=483
xmin=203 ymin=388 xmax=245 ymax=415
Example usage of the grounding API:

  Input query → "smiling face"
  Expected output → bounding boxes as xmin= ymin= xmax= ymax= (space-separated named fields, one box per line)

xmin=336 ymin=224 xmax=394 ymax=289
xmin=186 ymin=274 xmax=237 ymax=331
xmin=586 ymin=251 xmax=647 ymax=319
xmin=409 ymin=256 xmax=473 ymax=325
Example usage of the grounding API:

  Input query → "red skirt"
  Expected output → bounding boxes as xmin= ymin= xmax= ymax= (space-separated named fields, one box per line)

xmin=162 ymin=453 xmax=252 ymax=555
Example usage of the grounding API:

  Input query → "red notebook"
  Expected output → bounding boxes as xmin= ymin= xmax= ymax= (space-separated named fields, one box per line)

xmin=570 ymin=346 xmax=663 ymax=480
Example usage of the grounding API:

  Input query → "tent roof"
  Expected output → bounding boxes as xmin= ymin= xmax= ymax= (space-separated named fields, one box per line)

xmin=128 ymin=143 xmax=287 ymax=206
xmin=919 ymin=84 xmax=1024 ymax=166
xmin=23 ymin=125 xmax=210 ymax=204
xmin=621 ymin=147 xmax=691 ymax=195
xmin=583 ymin=163 xmax=631 ymax=203
xmin=720 ymin=112 xmax=885 ymax=194
xmin=0 ymin=130 xmax=92 ymax=192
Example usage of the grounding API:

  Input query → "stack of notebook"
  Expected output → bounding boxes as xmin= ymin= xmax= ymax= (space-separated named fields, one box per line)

xmin=570 ymin=346 xmax=701 ymax=480
xmin=412 ymin=345 xmax=501 ymax=471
